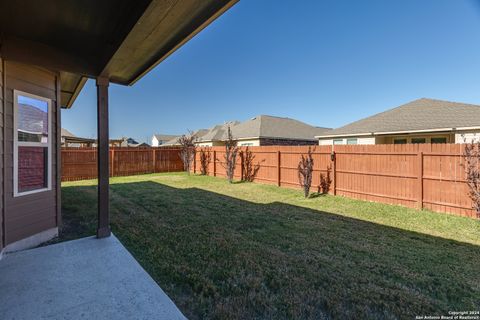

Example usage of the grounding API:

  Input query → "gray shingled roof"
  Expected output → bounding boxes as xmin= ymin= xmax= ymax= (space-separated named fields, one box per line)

xmin=198 ymin=116 xmax=331 ymax=142
xmin=153 ymin=134 xmax=178 ymax=142
xmin=18 ymin=103 xmax=48 ymax=135
xmin=61 ymin=128 xmax=76 ymax=137
xmin=162 ymin=129 xmax=209 ymax=146
xmin=233 ymin=115 xmax=330 ymax=140
xmin=317 ymin=98 xmax=480 ymax=137
xmin=198 ymin=121 xmax=241 ymax=142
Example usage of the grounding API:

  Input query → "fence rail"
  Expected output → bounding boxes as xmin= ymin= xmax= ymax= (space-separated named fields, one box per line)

xmin=61 ymin=147 xmax=183 ymax=181
xmin=61 ymin=144 xmax=477 ymax=218
xmin=192 ymin=144 xmax=476 ymax=218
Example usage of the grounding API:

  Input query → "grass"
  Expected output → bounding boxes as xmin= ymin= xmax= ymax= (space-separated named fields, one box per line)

xmin=59 ymin=172 xmax=480 ymax=319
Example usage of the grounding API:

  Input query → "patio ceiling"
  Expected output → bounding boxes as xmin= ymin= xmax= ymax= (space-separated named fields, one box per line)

xmin=0 ymin=0 xmax=237 ymax=108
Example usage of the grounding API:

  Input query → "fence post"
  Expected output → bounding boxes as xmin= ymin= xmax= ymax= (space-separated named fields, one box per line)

xmin=110 ymin=149 xmax=115 ymax=177
xmin=277 ymin=150 xmax=281 ymax=186
xmin=418 ymin=151 xmax=424 ymax=209
xmin=213 ymin=150 xmax=217 ymax=177
xmin=152 ymin=149 xmax=156 ymax=173
xmin=332 ymin=151 xmax=336 ymax=195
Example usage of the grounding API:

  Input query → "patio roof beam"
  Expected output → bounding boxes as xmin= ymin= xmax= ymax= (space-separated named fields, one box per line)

xmin=96 ymin=77 xmax=111 ymax=238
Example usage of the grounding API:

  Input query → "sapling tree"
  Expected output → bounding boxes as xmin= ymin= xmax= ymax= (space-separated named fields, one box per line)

xmin=298 ymin=147 xmax=315 ymax=198
xmin=178 ymin=131 xmax=196 ymax=174
xmin=223 ymin=126 xmax=239 ymax=183
xmin=319 ymin=165 xmax=332 ymax=194
xmin=199 ymin=147 xmax=211 ymax=175
xmin=464 ymin=139 xmax=480 ymax=218
xmin=240 ymin=147 xmax=260 ymax=182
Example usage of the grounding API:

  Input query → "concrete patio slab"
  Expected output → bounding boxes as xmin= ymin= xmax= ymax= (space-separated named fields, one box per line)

xmin=0 ymin=234 xmax=186 ymax=320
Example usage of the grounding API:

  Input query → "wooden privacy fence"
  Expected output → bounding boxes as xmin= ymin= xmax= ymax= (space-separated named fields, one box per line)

xmin=193 ymin=144 xmax=477 ymax=218
xmin=61 ymin=147 xmax=183 ymax=181
xmin=61 ymin=144 xmax=477 ymax=218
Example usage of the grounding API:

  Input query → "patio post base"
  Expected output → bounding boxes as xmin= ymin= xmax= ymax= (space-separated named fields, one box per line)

xmin=97 ymin=226 xmax=111 ymax=238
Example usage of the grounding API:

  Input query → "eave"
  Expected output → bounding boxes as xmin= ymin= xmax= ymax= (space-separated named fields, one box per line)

xmin=0 ymin=0 xmax=238 ymax=108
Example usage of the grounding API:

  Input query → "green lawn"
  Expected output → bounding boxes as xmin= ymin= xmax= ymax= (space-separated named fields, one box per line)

xmin=59 ymin=173 xmax=480 ymax=319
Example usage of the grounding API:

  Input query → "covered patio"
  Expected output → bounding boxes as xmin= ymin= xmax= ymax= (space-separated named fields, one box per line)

xmin=0 ymin=234 xmax=185 ymax=319
xmin=0 ymin=0 xmax=237 ymax=318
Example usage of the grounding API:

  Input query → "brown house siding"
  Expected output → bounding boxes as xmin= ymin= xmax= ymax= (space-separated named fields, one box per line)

xmin=0 ymin=57 xmax=4 ymax=250
xmin=259 ymin=138 xmax=317 ymax=146
xmin=2 ymin=61 xmax=60 ymax=246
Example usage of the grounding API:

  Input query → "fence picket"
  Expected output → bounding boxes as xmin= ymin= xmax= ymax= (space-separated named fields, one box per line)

xmin=61 ymin=144 xmax=476 ymax=218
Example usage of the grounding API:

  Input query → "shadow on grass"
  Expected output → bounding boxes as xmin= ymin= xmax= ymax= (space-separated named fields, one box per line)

xmin=307 ymin=192 xmax=327 ymax=199
xmin=60 ymin=181 xmax=480 ymax=320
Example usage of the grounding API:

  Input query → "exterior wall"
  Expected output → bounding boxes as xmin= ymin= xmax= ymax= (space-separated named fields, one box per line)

xmin=259 ymin=138 xmax=317 ymax=146
xmin=237 ymin=139 xmax=260 ymax=146
xmin=455 ymin=131 xmax=480 ymax=143
xmin=318 ymin=136 xmax=376 ymax=145
xmin=196 ymin=141 xmax=224 ymax=147
xmin=0 ymin=57 xmax=3 ymax=250
xmin=319 ymin=132 xmax=459 ymax=145
xmin=382 ymin=133 xmax=455 ymax=144
xmin=151 ymin=136 xmax=159 ymax=147
xmin=1 ymin=60 xmax=60 ymax=249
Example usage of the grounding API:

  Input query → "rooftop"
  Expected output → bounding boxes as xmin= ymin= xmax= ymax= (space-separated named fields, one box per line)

xmin=317 ymin=98 xmax=480 ymax=138
xmin=0 ymin=235 xmax=185 ymax=320
xmin=198 ymin=115 xmax=331 ymax=142
xmin=153 ymin=134 xmax=179 ymax=142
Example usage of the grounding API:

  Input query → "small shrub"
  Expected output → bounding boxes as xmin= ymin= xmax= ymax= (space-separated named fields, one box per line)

xmin=298 ymin=147 xmax=314 ymax=198
xmin=199 ymin=147 xmax=211 ymax=175
xmin=223 ymin=126 xmax=239 ymax=183
xmin=178 ymin=132 xmax=196 ymax=174
xmin=240 ymin=147 xmax=260 ymax=182
xmin=319 ymin=165 xmax=332 ymax=194
xmin=464 ymin=140 xmax=480 ymax=218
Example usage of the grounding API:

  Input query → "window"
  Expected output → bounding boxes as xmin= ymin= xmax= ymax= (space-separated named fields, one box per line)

xmin=393 ymin=138 xmax=407 ymax=144
xmin=333 ymin=139 xmax=344 ymax=145
xmin=346 ymin=138 xmax=357 ymax=145
xmin=431 ymin=137 xmax=447 ymax=144
xmin=14 ymin=91 xmax=51 ymax=196
xmin=411 ymin=138 xmax=426 ymax=144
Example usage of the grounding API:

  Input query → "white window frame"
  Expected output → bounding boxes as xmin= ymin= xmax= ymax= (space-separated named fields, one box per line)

xmin=333 ymin=139 xmax=344 ymax=145
xmin=346 ymin=138 xmax=357 ymax=145
xmin=13 ymin=90 xmax=52 ymax=197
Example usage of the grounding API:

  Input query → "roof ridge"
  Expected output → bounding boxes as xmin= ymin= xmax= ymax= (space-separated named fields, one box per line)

xmin=416 ymin=97 xmax=480 ymax=107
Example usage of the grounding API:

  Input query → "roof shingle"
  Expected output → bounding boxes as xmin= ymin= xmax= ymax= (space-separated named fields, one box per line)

xmin=317 ymin=98 xmax=480 ymax=137
xmin=198 ymin=115 xmax=330 ymax=142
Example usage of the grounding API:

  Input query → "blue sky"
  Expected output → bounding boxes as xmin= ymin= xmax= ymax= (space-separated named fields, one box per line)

xmin=62 ymin=0 xmax=480 ymax=142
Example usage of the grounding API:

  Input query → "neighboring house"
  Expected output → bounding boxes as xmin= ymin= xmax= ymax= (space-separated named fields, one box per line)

xmin=316 ymin=98 xmax=480 ymax=145
xmin=161 ymin=129 xmax=209 ymax=147
xmin=196 ymin=121 xmax=240 ymax=146
xmin=110 ymin=137 xmax=149 ymax=148
xmin=196 ymin=115 xmax=331 ymax=147
xmin=151 ymin=134 xmax=178 ymax=147
xmin=0 ymin=0 xmax=236 ymax=255
xmin=61 ymin=128 xmax=95 ymax=147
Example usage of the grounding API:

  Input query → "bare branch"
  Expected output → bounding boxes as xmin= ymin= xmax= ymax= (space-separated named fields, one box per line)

xmin=178 ymin=131 xmax=196 ymax=174
xmin=199 ymin=147 xmax=211 ymax=175
xmin=222 ymin=126 xmax=239 ymax=183
xmin=463 ymin=137 xmax=480 ymax=218
xmin=240 ymin=147 xmax=261 ymax=182
xmin=298 ymin=147 xmax=315 ymax=198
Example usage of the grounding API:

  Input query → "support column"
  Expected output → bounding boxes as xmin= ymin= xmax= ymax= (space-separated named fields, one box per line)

xmin=97 ymin=77 xmax=111 ymax=238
